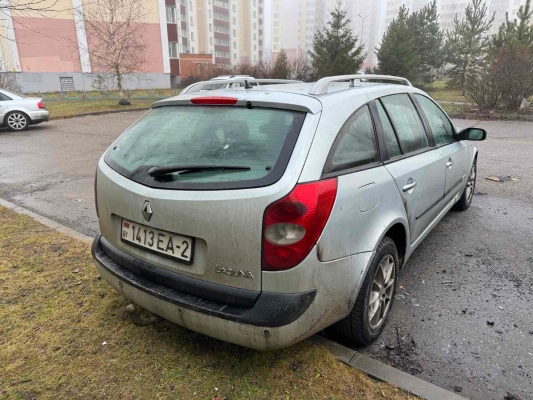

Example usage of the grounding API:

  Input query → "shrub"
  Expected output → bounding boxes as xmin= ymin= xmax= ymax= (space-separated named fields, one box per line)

xmin=465 ymin=70 xmax=500 ymax=110
xmin=491 ymin=44 xmax=533 ymax=110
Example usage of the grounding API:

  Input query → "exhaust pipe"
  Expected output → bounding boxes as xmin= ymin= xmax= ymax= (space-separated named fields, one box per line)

xmin=125 ymin=303 xmax=160 ymax=327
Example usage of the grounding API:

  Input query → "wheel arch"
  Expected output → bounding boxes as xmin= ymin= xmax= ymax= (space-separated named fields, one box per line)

xmin=4 ymin=109 xmax=31 ymax=125
xmin=372 ymin=219 xmax=409 ymax=268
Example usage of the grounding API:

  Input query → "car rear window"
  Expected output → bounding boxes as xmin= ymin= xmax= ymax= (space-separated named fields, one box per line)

xmin=105 ymin=105 xmax=306 ymax=190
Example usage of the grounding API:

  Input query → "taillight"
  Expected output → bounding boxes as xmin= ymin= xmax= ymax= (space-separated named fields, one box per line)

xmin=37 ymin=101 xmax=46 ymax=109
xmin=262 ymin=179 xmax=337 ymax=271
xmin=190 ymin=96 xmax=238 ymax=105
xmin=94 ymin=170 xmax=99 ymax=218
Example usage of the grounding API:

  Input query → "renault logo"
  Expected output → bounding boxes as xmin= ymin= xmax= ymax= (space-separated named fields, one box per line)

xmin=142 ymin=201 xmax=153 ymax=222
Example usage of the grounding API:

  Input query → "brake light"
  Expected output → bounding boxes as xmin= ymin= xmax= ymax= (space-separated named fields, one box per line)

xmin=262 ymin=179 xmax=337 ymax=271
xmin=37 ymin=101 xmax=46 ymax=109
xmin=190 ymin=96 xmax=238 ymax=105
xmin=94 ymin=170 xmax=99 ymax=218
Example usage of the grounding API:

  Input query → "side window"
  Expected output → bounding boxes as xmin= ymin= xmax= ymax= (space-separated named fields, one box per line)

xmin=0 ymin=92 xmax=12 ymax=101
xmin=375 ymin=101 xmax=402 ymax=158
xmin=326 ymin=105 xmax=378 ymax=173
xmin=415 ymin=94 xmax=455 ymax=146
xmin=381 ymin=94 xmax=429 ymax=154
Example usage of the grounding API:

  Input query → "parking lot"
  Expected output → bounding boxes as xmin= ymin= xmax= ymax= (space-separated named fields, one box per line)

xmin=1 ymin=112 xmax=532 ymax=400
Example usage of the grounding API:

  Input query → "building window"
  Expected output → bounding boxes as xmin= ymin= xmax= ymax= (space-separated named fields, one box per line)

xmin=233 ymin=41 xmax=236 ymax=48
xmin=209 ymin=23 xmax=212 ymax=31
xmin=192 ymin=47 xmax=195 ymax=53
xmin=214 ymin=0 xmax=229 ymax=9
xmin=166 ymin=6 xmax=177 ymax=24
xmin=190 ymin=16 xmax=194 ymax=25
xmin=191 ymin=32 xmax=195 ymax=41
xmin=210 ymin=37 xmax=213 ymax=44
xmin=189 ymin=1 xmax=193 ymax=10
xmin=168 ymin=41 xmax=179 ymax=58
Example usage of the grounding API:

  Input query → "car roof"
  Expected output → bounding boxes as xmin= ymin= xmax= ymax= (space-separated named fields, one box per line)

xmin=159 ymin=75 xmax=427 ymax=114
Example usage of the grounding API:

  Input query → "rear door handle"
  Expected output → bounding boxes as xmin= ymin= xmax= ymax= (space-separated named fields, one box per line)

xmin=403 ymin=180 xmax=417 ymax=192
xmin=446 ymin=158 xmax=454 ymax=168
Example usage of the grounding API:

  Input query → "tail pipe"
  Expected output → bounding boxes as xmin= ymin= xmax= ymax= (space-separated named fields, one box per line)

xmin=125 ymin=303 xmax=161 ymax=327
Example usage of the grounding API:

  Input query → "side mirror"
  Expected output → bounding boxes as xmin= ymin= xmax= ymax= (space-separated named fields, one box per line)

xmin=457 ymin=127 xmax=487 ymax=141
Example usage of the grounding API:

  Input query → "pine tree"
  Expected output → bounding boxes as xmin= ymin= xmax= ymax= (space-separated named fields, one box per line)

xmin=376 ymin=6 xmax=420 ymax=83
xmin=444 ymin=0 xmax=495 ymax=92
xmin=272 ymin=49 xmax=292 ymax=79
xmin=309 ymin=0 xmax=365 ymax=79
xmin=407 ymin=0 xmax=444 ymax=87
xmin=492 ymin=0 xmax=533 ymax=48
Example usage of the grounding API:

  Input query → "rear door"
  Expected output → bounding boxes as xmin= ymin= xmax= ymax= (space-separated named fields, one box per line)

xmin=377 ymin=94 xmax=446 ymax=245
xmin=414 ymin=94 xmax=469 ymax=200
xmin=97 ymin=103 xmax=313 ymax=292
xmin=0 ymin=91 xmax=12 ymax=120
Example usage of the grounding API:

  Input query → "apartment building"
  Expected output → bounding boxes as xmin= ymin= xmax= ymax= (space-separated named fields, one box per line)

xmin=271 ymin=0 xmax=318 ymax=58
xmin=0 ymin=0 xmax=264 ymax=92
xmin=192 ymin=0 xmax=264 ymax=68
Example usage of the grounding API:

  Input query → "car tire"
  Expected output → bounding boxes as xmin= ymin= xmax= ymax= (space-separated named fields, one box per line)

xmin=5 ymin=111 xmax=30 ymax=131
xmin=454 ymin=158 xmax=477 ymax=211
xmin=329 ymin=237 xmax=399 ymax=346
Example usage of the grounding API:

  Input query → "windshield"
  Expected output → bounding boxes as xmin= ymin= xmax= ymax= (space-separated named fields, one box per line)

xmin=105 ymin=105 xmax=306 ymax=190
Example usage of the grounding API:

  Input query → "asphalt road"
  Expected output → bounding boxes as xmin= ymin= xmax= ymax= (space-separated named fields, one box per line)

xmin=1 ymin=113 xmax=532 ymax=400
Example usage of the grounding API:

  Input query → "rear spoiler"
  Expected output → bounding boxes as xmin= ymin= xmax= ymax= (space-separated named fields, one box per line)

xmin=152 ymin=93 xmax=322 ymax=114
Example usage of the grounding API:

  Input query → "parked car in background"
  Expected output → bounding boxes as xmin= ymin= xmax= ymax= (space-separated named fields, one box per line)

xmin=211 ymin=75 xmax=255 ymax=81
xmin=0 ymin=89 xmax=49 ymax=131
xmin=180 ymin=78 xmax=303 ymax=95
xmin=92 ymin=75 xmax=486 ymax=350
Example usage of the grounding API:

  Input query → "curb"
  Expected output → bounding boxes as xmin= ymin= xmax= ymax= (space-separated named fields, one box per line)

xmin=0 ymin=198 xmax=466 ymax=400
xmin=0 ymin=198 xmax=93 ymax=244
xmin=310 ymin=336 xmax=467 ymax=400
xmin=49 ymin=107 xmax=150 ymax=121
xmin=448 ymin=112 xmax=533 ymax=122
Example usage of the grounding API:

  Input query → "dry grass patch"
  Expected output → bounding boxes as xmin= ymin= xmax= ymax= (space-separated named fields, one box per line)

xmin=0 ymin=207 xmax=415 ymax=400
xmin=45 ymin=99 xmax=155 ymax=118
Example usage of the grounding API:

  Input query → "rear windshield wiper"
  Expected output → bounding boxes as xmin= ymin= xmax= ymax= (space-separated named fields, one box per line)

xmin=148 ymin=165 xmax=251 ymax=178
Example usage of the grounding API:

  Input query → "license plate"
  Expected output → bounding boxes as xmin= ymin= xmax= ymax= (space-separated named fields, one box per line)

xmin=121 ymin=219 xmax=194 ymax=265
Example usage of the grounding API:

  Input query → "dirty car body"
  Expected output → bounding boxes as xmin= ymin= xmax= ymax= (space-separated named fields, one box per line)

xmin=92 ymin=75 xmax=485 ymax=350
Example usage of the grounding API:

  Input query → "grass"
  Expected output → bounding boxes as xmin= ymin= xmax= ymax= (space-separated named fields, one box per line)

xmin=0 ymin=207 xmax=416 ymax=400
xmin=40 ymin=88 xmax=182 ymax=119
xmin=45 ymin=99 xmax=155 ymax=119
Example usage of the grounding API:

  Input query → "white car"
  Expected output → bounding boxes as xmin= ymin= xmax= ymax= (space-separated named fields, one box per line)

xmin=93 ymin=74 xmax=485 ymax=350
xmin=0 ymin=89 xmax=49 ymax=131
xmin=210 ymin=75 xmax=255 ymax=81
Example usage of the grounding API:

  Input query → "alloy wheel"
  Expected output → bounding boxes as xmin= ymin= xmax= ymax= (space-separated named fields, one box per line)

xmin=368 ymin=254 xmax=395 ymax=329
xmin=7 ymin=113 xmax=27 ymax=130
xmin=465 ymin=162 xmax=477 ymax=205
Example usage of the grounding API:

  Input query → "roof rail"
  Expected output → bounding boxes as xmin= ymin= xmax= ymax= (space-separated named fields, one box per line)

xmin=180 ymin=78 xmax=302 ymax=95
xmin=309 ymin=74 xmax=412 ymax=95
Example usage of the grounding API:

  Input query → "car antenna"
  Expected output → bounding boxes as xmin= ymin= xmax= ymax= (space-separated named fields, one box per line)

xmin=244 ymin=79 xmax=253 ymax=89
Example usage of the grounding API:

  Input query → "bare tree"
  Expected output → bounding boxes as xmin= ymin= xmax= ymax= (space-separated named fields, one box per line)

xmin=74 ymin=0 xmax=149 ymax=101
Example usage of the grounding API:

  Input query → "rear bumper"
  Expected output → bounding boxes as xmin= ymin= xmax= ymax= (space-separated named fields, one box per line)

xmin=27 ymin=110 xmax=50 ymax=122
xmin=92 ymin=236 xmax=318 ymax=349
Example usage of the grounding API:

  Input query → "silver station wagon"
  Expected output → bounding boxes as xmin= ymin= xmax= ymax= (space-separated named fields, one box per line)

xmin=92 ymin=75 xmax=486 ymax=350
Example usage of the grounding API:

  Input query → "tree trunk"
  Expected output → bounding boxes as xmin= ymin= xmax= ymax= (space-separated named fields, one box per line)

xmin=461 ymin=60 xmax=468 ymax=96
xmin=116 ymin=67 xmax=123 ymax=92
